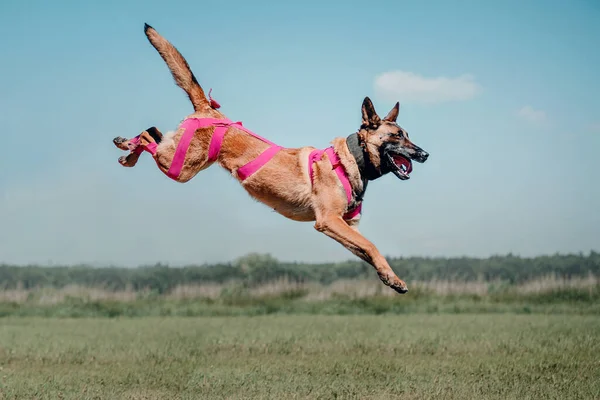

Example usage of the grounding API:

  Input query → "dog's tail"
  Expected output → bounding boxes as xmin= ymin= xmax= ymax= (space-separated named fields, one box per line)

xmin=144 ymin=23 xmax=209 ymax=112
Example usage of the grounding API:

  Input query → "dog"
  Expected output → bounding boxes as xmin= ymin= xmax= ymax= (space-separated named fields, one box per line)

xmin=113 ymin=24 xmax=429 ymax=294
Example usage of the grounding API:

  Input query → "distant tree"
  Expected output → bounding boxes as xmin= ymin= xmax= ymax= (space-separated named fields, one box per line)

xmin=1 ymin=250 xmax=599 ymax=291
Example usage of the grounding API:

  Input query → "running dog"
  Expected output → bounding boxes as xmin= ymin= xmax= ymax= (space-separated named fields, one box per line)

xmin=113 ymin=24 xmax=429 ymax=294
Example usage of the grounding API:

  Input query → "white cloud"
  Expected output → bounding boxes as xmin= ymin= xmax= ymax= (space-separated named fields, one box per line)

xmin=373 ymin=70 xmax=482 ymax=104
xmin=517 ymin=106 xmax=547 ymax=124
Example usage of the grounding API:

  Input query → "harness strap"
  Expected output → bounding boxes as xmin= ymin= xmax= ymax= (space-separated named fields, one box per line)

xmin=129 ymin=136 xmax=157 ymax=156
xmin=207 ymin=125 xmax=228 ymax=163
xmin=238 ymin=145 xmax=283 ymax=181
xmin=167 ymin=117 xmax=281 ymax=181
xmin=168 ymin=118 xmax=210 ymax=179
xmin=308 ymin=147 xmax=362 ymax=220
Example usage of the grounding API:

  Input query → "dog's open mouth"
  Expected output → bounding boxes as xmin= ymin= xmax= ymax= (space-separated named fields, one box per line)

xmin=389 ymin=154 xmax=413 ymax=180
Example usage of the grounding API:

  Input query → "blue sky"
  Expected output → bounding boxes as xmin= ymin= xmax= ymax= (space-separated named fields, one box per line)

xmin=1 ymin=0 xmax=599 ymax=266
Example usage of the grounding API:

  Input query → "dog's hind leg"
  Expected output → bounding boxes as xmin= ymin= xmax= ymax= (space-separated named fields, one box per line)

xmin=118 ymin=151 xmax=141 ymax=167
xmin=113 ymin=127 xmax=163 ymax=167
xmin=314 ymin=216 xmax=408 ymax=294
xmin=144 ymin=127 xmax=163 ymax=143
xmin=113 ymin=136 xmax=136 ymax=151
xmin=113 ymin=127 xmax=163 ymax=151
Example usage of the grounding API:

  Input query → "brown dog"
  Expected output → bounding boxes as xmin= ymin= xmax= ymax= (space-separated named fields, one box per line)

xmin=113 ymin=24 xmax=429 ymax=294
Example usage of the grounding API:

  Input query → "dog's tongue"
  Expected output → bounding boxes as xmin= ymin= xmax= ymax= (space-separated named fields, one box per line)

xmin=393 ymin=155 xmax=413 ymax=173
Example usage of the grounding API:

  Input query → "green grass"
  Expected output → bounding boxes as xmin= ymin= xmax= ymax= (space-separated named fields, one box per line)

xmin=1 ymin=315 xmax=599 ymax=399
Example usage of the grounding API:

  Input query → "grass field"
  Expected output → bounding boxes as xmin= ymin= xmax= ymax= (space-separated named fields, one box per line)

xmin=1 ymin=314 xmax=599 ymax=399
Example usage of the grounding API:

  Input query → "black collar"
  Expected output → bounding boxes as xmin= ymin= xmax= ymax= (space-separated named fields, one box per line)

xmin=346 ymin=133 xmax=384 ymax=182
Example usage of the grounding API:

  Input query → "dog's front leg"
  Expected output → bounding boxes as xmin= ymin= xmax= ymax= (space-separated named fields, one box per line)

xmin=314 ymin=216 xmax=408 ymax=294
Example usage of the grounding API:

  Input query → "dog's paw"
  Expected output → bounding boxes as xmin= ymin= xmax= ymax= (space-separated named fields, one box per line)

xmin=391 ymin=282 xmax=409 ymax=294
xmin=118 ymin=156 xmax=136 ymax=167
xmin=379 ymin=272 xmax=408 ymax=294
xmin=390 ymin=276 xmax=408 ymax=294
xmin=113 ymin=137 xmax=130 ymax=151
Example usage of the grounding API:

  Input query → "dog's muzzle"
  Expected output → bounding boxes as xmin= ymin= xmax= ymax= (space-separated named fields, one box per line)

xmin=413 ymin=148 xmax=429 ymax=163
xmin=383 ymin=145 xmax=429 ymax=180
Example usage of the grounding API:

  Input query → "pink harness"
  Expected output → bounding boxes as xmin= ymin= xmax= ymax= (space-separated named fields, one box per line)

xmin=129 ymin=136 xmax=157 ymax=156
xmin=131 ymin=107 xmax=361 ymax=219
xmin=307 ymin=147 xmax=362 ymax=220
xmin=166 ymin=117 xmax=282 ymax=181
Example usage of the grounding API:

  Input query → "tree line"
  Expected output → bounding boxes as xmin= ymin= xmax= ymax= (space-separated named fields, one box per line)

xmin=1 ymin=251 xmax=599 ymax=294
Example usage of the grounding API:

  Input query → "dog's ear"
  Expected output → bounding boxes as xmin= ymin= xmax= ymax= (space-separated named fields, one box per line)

xmin=361 ymin=97 xmax=381 ymax=127
xmin=383 ymin=102 xmax=400 ymax=122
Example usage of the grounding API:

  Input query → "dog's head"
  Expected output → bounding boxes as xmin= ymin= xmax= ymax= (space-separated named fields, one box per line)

xmin=358 ymin=97 xmax=428 ymax=180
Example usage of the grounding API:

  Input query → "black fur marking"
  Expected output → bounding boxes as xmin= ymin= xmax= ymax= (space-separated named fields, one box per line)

xmin=145 ymin=127 xmax=162 ymax=144
xmin=359 ymin=123 xmax=380 ymax=131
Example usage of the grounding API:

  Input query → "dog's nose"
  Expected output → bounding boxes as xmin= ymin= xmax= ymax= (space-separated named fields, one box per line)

xmin=420 ymin=151 xmax=429 ymax=161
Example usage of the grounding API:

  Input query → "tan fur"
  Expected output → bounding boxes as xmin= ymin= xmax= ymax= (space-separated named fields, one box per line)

xmin=112 ymin=24 xmax=431 ymax=294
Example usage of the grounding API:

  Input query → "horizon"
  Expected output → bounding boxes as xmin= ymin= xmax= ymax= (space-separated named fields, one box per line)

xmin=3 ymin=249 xmax=599 ymax=269
xmin=1 ymin=0 xmax=599 ymax=267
